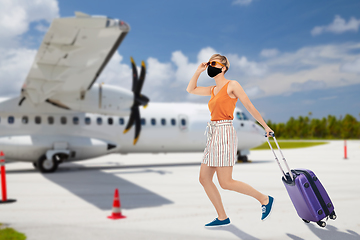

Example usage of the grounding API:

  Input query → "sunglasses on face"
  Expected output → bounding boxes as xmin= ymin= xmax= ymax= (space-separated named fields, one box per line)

xmin=207 ymin=61 xmax=226 ymax=68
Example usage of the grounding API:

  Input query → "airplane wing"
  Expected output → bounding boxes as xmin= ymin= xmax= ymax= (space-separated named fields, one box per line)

xmin=21 ymin=12 xmax=130 ymax=105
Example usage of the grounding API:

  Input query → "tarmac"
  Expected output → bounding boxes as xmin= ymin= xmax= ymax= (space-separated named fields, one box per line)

xmin=0 ymin=140 xmax=359 ymax=240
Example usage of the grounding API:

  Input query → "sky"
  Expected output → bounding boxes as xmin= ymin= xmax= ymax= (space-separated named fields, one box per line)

xmin=0 ymin=0 xmax=359 ymax=123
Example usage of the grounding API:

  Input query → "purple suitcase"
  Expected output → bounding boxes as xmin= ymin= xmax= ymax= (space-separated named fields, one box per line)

xmin=266 ymin=133 xmax=336 ymax=227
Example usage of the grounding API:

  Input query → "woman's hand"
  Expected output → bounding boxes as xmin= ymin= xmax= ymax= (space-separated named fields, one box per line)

xmin=265 ymin=127 xmax=274 ymax=137
xmin=196 ymin=62 xmax=208 ymax=73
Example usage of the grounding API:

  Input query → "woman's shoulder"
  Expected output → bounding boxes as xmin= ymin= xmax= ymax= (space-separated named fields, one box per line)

xmin=227 ymin=80 xmax=241 ymax=87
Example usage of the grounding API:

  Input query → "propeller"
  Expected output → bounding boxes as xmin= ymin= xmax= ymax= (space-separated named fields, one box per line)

xmin=123 ymin=57 xmax=149 ymax=145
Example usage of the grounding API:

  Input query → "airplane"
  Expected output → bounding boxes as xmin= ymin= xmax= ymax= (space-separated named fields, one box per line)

xmin=0 ymin=12 xmax=266 ymax=173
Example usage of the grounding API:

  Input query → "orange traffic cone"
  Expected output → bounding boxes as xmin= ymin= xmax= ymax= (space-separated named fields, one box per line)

xmin=0 ymin=151 xmax=16 ymax=204
xmin=107 ymin=188 xmax=126 ymax=219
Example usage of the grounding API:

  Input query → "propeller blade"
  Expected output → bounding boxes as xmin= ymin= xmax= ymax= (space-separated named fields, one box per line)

xmin=123 ymin=58 xmax=149 ymax=145
xmin=123 ymin=106 xmax=136 ymax=134
xmin=130 ymin=57 xmax=138 ymax=92
xmin=133 ymin=106 xmax=141 ymax=145
xmin=135 ymin=61 xmax=146 ymax=95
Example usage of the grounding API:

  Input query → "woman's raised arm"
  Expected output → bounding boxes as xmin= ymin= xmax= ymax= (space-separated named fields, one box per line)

xmin=186 ymin=62 xmax=213 ymax=96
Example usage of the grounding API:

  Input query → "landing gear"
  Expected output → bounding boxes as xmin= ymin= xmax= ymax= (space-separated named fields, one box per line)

xmin=37 ymin=155 xmax=59 ymax=173
xmin=33 ymin=162 xmax=38 ymax=169
xmin=237 ymin=151 xmax=249 ymax=162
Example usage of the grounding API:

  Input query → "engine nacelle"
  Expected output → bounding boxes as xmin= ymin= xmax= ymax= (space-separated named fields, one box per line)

xmin=48 ymin=83 xmax=133 ymax=116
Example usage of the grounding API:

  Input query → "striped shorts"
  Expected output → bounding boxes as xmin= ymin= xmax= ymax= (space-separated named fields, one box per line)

xmin=202 ymin=120 xmax=238 ymax=167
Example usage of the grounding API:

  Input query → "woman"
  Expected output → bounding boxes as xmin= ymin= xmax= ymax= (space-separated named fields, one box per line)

xmin=186 ymin=54 xmax=275 ymax=227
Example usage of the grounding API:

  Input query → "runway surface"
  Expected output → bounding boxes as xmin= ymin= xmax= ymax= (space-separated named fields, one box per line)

xmin=1 ymin=140 xmax=359 ymax=240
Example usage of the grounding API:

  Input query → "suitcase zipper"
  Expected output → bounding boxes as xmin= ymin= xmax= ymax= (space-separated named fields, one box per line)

xmin=295 ymin=170 xmax=330 ymax=216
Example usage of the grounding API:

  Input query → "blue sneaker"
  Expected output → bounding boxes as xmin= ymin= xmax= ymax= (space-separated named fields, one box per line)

xmin=261 ymin=196 xmax=274 ymax=221
xmin=205 ymin=218 xmax=230 ymax=227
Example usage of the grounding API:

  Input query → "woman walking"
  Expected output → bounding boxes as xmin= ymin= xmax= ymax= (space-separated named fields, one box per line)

xmin=186 ymin=54 xmax=275 ymax=227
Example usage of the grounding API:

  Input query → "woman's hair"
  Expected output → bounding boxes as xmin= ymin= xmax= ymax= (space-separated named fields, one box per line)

xmin=209 ymin=54 xmax=230 ymax=73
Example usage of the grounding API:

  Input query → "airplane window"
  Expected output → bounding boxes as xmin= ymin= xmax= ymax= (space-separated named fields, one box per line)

xmin=181 ymin=118 xmax=186 ymax=126
xmin=108 ymin=118 xmax=113 ymax=125
xmin=22 ymin=116 xmax=28 ymax=124
xmin=241 ymin=112 xmax=249 ymax=120
xmin=73 ymin=117 xmax=79 ymax=125
xmin=171 ymin=118 xmax=176 ymax=126
xmin=48 ymin=116 xmax=54 ymax=124
xmin=61 ymin=117 xmax=67 ymax=125
xmin=141 ymin=118 xmax=146 ymax=125
xmin=35 ymin=116 xmax=41 ymax=124
xmin=151 ymin=118 xmax=156 ymax=126
xmin=119 ymin=118 xmax=124 ymax=125
xmin=85 ymin=117 xmax=91 ymax=125
xmin=8 ymin=116 xmax=14 ymax=124
xmin=161 ymin=118 xmax=166 ymax=126
xmin=97 ymin=117 xmax=102 ymax=125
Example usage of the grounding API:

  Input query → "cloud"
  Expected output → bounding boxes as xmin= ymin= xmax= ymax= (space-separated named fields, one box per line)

xmin=260 ymin=48 xmax=279 ymax=58
xmin=0 ymin=0 xmax=59 ymax=96
xmin=291 ymin=80 xmax=327 ymax=91
xmin=311 ymin=15 xmax=360 ymax=36
xmin=340 ymin=57 xmax=360 ymax=73
xmin=0 ymin=0 xmax=59 ymax=46
xmin=228 ymin=54 xmax=268 ymax=77
xmin=244 ymin=86 xmax=265 ymax=97
xmin=232 ymin=0 xmax=254 ymax=6
xmin=0 ymin=48 xmax=36 ymax=96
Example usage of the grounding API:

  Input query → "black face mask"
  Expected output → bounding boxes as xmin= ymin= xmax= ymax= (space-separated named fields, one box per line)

xmin=207 ymin=65 xmax=222 ymax=78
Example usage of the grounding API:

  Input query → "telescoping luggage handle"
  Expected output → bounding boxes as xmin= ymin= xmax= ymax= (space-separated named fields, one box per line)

xmin=265 ymin=132 xmax=294 ymax=181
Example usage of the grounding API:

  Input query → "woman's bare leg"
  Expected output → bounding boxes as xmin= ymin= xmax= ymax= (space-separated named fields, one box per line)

xmin=216 ymin=166 xmax=269 ymax=205
xmin=199 ymin=163 xmax=228 ymax=220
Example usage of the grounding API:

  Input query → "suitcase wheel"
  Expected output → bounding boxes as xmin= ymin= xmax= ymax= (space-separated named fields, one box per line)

xmin=329 ymin=211 xmax=337 ymax=220
xmin=316 ymin=221 xmax=326 ymax=228
xmin=302 ymin=219 xmax=310 ymax=223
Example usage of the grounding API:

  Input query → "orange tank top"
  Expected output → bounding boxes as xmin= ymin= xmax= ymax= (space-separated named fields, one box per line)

xmin=208 ymin=81 xmax=238 ymax=121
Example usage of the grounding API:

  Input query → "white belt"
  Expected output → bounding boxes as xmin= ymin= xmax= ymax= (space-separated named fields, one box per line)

xmin=204 ymin=120 xmax=233 ymax=143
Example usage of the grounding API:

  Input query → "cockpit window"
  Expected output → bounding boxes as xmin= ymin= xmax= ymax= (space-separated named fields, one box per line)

xmin=236 ymin=112 xmax=249 ymax=120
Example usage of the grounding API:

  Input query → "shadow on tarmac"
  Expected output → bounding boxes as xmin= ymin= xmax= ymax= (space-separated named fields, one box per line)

xmin=43 ymin=166 xmax=174 ymax=211
xmin=206 ymin=224 xmax=260 ymax=240
xmin=7 ymin=163 xmax=174 ymax=211
xmin=287 ymin=223 xmax=360 ymax=240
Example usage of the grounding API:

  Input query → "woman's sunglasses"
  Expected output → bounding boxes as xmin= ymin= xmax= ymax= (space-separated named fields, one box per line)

xmin=207 ymin=61 xmax=227 ymax=69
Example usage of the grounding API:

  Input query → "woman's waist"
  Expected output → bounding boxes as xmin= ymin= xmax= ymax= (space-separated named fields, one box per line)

xmin=208 ymin=119 xmax=233 ymax=125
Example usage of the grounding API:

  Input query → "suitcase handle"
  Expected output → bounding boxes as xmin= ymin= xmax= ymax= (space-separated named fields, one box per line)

xmin=265 ymin=133 xmax=294 ymax=181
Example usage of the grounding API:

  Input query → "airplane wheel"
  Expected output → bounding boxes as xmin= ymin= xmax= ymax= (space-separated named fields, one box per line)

xmin=237 ymin=155 xmax=248 ymax=162
xmin=37 ymin=155 xmax=58 ymax=173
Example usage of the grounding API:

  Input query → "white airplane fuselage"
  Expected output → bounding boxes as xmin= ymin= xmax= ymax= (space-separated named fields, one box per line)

xmin=0 ymin=91 xmax=265 ymax=165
